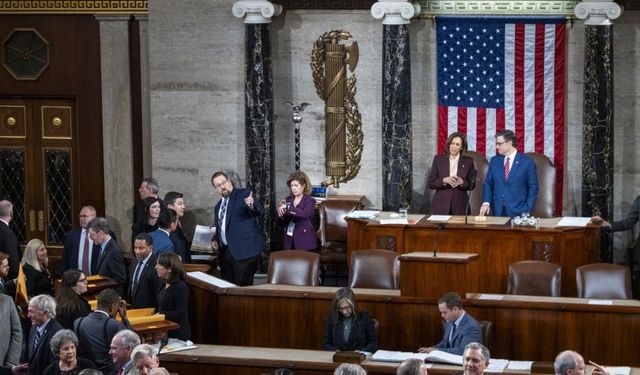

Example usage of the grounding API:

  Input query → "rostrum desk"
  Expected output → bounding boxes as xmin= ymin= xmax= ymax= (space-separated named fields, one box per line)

xmin=186 ymin=279 xmax=640 ymax=367
xmin=162 ymin=345 xmax=638 ymax=375
xmin=346 ymin=216 xmax=600 ymax=296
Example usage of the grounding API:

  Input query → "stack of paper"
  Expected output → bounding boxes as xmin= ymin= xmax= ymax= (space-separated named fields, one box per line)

xmin=347 ymin=210 xmax=380 ymax=219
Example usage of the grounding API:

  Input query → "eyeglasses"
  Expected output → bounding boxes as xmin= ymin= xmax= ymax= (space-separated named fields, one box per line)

xmin=338 ymin=305 xmax=352 ymax=311
xmin=495 ymin=141 xmax=507 ymax=146
xmin=77 ymin=278 xmax=88 ymax=283
xmin=213 ymin=179 xmax=228 ymax=189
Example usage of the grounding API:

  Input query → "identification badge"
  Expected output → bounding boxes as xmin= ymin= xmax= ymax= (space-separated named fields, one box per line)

xmin=286 ymin=222 xmax=295 ymax=236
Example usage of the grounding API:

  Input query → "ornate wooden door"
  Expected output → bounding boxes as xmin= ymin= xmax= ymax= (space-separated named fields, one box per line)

xmin=0 ymin=98 xmax=77 ymax=250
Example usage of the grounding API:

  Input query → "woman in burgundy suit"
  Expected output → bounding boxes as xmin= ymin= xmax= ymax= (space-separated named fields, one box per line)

xmin=277 ymin=171 xmax=318 ymax=251
xmin=428 ymin=132 xmax=477 ymax=215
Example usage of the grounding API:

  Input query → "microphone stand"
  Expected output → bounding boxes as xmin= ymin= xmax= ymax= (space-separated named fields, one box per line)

xmin=432 ymin=223 xmax=445 ymax=257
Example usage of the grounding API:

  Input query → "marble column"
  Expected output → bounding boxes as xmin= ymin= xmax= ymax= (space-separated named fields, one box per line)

xmin=137 ymin=15 xmax=152 ymax=177
xmin=371 ymin=1 xmax=420 ymax=211
xmin=232 ymin=1 xmax=282 ymax=250
xmin=575 ymin=0 xmax=622 ymax=262
xmin=96 ymin=15 xmax=135 ymax=251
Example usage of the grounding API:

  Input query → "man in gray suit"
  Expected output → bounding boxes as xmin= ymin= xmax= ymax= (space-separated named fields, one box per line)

xmin=0 ymin=294 xmax=21 ymax=366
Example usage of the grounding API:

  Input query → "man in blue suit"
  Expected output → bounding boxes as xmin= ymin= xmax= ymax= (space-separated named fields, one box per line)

xmin=149 ymin=209 xmax=177 ymax=256
xmin=479 ymin=130 xmax=538 ymax=217
xmin=418 ymin=292 xmax=482 ymax=355
xmin=59 ymin=206 xmax=97 ymax=276
xmin=211 ymin=171 xmax=265 ymax=286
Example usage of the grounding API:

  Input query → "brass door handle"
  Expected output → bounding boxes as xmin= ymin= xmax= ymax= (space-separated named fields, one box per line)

xmin=29 ymin=210 xmax=36 ymax=232
xmin=38 ymin=210 xmax=44 ymax=232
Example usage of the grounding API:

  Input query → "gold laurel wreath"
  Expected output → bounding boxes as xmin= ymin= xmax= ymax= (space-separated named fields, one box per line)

xmin=310 ymin=30 xmax=363 ymax=186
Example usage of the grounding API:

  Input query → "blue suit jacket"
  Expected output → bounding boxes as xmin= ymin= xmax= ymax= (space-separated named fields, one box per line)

xmin=435 ymin=312 xmax=482 ymax=355
xmin=214 ymin=188 xmax=265 ymax=261
xmin=482 ymin=152 xmax=538 ymax=217
xmin=170 ymin=224 xmax=191 ymax=263
xmin=150 ymin=229 xmax=174 ymax=256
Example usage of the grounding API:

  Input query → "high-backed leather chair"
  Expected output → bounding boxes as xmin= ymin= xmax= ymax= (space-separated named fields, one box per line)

xmin=576 ymin=263 xmax=633 ymax=299
xmin=525 ymin=152 xmax=556 ymax=218
xmin=466 ymin=151 xmax=489 ymax=215
xmin=507 ymin=260 xmax=562 ymax=297
xmin=267 ymin=250 xmax=320 ymax=286
xmin=317 ymin=199 xmax=364 ymax=285
xmin=478 ymin=320 xmax=493 ymax=349
xmin=348 ymin=249 xmax=400 ymax=289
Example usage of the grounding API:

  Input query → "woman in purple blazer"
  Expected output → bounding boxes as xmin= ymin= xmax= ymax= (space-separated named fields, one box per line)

xmin=277 ymin=171 xmax=318 ymax=251
xmin=428 ymin=132 xmax=477 ymax=215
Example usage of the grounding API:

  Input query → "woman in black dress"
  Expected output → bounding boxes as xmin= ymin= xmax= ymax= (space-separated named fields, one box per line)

xmin=155 ymin=252 xmax=191 ymax=340
xmin=55 ymin=269 xmax=91 ymax=329
xmin=21 ymin=238 xmax=54 ymax=297
xmin=131 ymin=196 xmax=164 ymax=246
xmin=43 ymin=330 xmax=96 ymax=375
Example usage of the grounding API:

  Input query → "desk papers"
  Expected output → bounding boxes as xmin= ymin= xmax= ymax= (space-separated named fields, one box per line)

xmin=371 ymin=350 xmax=462 ymax=365
xmin=428 ymin=215 xmax=451 ymax=222
xmin=556 ymin=217 xmax=591 ymax=227
xmin=507 ymin=361 xmax=533 ymax=371
xmin=347 ymin=210 xmax=380 ymax=219
xmin=606 ymin=367 xmax=631 ymax=375
xmin=485 ymin=359 xmax=509 ymax=373
xmin=151 ymin=338 xmax=197 ymax=354
xmin=187 ymin=271 xmax=236 ymax=288
xmin=588 ymin=299 xmax=613 ymax=305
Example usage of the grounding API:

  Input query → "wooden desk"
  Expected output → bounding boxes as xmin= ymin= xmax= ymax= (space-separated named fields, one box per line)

xmin=161 ymin=345 xmax=639 ymax=375
xmin=186 ymin=281 xmax=640 ymax=366
xmin=398 ymin=252 xmax=480 ymax=298
xmin=131 ymin=319 xmax=180 ymax=344
xmin=347 ymin=216 xmax=599 ymax=296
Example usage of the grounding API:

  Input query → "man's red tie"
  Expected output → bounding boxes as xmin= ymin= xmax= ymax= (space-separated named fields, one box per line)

xmin=117 ymin=367 xmax=123 ymax=375
xmin=504 ymin=157 xmax=511 ymax=181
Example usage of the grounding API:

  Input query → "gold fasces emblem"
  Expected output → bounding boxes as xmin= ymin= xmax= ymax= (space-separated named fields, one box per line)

xmin=311 ymin=30 xmax=363 ymax=188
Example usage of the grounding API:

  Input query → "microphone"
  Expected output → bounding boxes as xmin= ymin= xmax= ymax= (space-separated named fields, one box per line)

xmin=157 ymin=337 xmax=169 ymax=354
xmin=465 ymin=169 xmax=478 ymax=224
xmin=432 ymin=223 xmax=446 ymax=257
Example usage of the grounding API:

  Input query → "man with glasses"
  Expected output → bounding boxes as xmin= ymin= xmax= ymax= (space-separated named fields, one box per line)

xmin=211 ymin=171 xmax=265 ymax=286
xmin=479 ymin=130 xmax=538 ymax=217
xmin=59 ymin=206 xmax=98 ymax=276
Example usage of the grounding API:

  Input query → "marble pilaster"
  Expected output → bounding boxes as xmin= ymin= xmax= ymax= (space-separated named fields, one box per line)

xmin=372 ymin=1 xmax=420 ymax=211
xmin=575 ymin=0 xmax=622 ymax=262
xmin=234 ymin=1 xmax=281 ymax=249
xmin=137 ymin=15 xmax=152 ymax=177
xmin=96 ymin=15 xmax=134 ymax=251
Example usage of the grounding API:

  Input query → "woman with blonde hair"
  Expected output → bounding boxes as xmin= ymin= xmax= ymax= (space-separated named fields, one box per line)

xmin=21 ymin=238 xmax=53 ymax=296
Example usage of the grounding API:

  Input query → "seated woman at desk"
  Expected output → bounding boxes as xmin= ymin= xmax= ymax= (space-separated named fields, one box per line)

xmin=155 ymin=252 xmax=191 ymax=340
xmin=277 ymin=170 xmax=317 ymax=251
xmin=428 ymin=132 xmax=476 ymax=215
xmin=323 ymin=287 xmax=378 ymax=353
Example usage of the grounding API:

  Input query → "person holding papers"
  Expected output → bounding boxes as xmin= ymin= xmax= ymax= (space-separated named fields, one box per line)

xmin=418 ymin=292 xmax=482 ymax=355
xmin=323 ymin=287 xmax=378 ymax=353
xmin=276 ymin=171 xmax=317 ymax=251
xmin=428 ymin=132 xmax=477 ymax=215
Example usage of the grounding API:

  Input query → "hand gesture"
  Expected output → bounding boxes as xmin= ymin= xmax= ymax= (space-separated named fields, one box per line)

xmin=479 ymin=203 xmax=490 ymax=216
xmin=277 ymin=199 xmax=288 ymax=218
xmin=245 ymin=191 xmax=254 ymax=209
xmin=591 ymin=215 xmax=610 ymax=228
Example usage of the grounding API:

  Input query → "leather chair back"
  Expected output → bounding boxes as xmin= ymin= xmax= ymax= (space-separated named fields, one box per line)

xmin=466 ymin=151 xmax=489 ymax=215
xmin=525 ymin=152 xmax=556 ymax=218
xmin=318 ymin=199 xmax=364 ymax=245
xmin=576 ymin=263 xmax=633 ymax=299
xmin=478 ymin=320 xmax=493 ymax=348
xmin=507 ymin=260 xmax=562 ymax=297
xmin=348 ymin=249 xmax=400 ymax=289
xmin=267 ymin=250 xmax=321 ymax=286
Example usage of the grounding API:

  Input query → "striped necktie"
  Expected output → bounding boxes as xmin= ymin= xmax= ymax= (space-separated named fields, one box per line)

xmin=219 ymin=198 xmax=228 ymax=222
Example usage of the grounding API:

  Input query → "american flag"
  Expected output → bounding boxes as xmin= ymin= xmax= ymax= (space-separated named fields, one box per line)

xmin=436 ymin=16 xmax=566 ymax=214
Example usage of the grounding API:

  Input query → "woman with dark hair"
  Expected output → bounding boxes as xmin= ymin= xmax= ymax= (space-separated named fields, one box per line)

xmin=131 ymin=196 xmax=164 ymax=246
xmin=43 ymin=329 xmax=96 ymax=375
xmin=21 ymin=238 xmax=54 ymax=297
xmin=428 ymin=132 xmax=477 ymax=215
xmin=276 ymin=170 xmax=317 ymax=251
xmin=155 ymin=252 xmax=190 ymax=340
xmin=55 ymin=269 xmax=91 ymax=329
xmin=322 ymin=287 xmax=377 ymax=353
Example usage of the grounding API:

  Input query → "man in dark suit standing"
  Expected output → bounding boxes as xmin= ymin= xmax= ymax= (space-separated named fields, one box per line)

xmin=479 ymin=130 xmax=538 ymax=217
xmin=24 ymin=294 xmax=62 ymax=375
xmin=418 ymin=292 xmax=482 ymax=355
xmin=211 ymin=171 xmax=265 ymax=286
xmin=88 ymin=218 xmax=127 ymax=296
xmin=165 ymin=191 xmax=192 ymax=263
xmin=129 ymin=233 xmax=162 ymax=309
xmin=59 ymin=206 xmax=97 ymax=276
xmin=0 ymin=200 xmax=20 ymax=280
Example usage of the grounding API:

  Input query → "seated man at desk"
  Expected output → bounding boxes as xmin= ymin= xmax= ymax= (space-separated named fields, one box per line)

xmin=418 ymin=292 xmax=482 ymax=355
xmin=462 ymin=342 xmax=490 ymax=375
xmin=554 ymin=350 xmax=611 ymax=375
